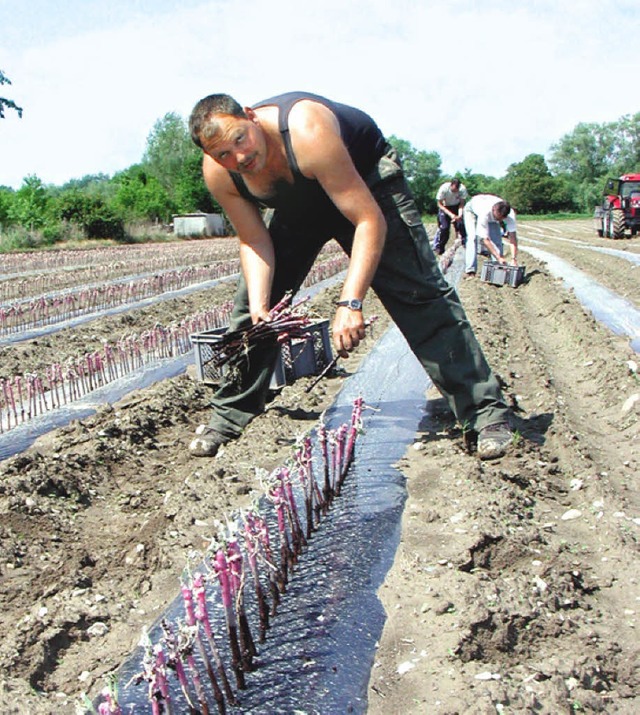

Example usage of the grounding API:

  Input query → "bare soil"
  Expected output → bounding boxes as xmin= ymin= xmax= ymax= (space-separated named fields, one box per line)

xmin=1 ymin=220 xmax=639 ymax=714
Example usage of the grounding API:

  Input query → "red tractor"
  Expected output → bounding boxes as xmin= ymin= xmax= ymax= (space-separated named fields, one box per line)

xmin=594 ymin=173 xmax=640 ymax=238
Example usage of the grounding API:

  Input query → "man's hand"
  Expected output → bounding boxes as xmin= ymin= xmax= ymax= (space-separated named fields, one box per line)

xmin=484 ymin=238 xmax=503 ymax=264
xmin=249 ymin=304 xmax=272 ymax=325
xmin=332 ymin=306 xmax=366 ymax=358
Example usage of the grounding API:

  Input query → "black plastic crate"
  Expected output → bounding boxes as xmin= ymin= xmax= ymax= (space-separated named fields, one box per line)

xmin=480 ymin=261 xmax=526 ymax=287
xmin=192 ymin=320 xmax=333 ymax=389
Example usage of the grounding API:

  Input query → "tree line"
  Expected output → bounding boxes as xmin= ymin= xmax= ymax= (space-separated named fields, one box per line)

xmin=1 ymin=107 xmax=639 ymax=251
xmin=390 ymin=111 xmax=639 ymax=217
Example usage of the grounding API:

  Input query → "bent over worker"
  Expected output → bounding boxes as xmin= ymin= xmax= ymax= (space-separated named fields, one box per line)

xmin=187 ymin=91 xmax=513 ymax=460
xmin=463 ymin=194 xmax=518 ymax=277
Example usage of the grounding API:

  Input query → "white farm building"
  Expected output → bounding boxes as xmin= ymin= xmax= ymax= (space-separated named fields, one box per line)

xmin=173 ymin=213 xmax=226 ymax=237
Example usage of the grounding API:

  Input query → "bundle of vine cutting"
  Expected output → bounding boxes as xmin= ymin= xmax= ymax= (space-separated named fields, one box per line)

xmin=202 ymin=292 xmax=315 ymax=381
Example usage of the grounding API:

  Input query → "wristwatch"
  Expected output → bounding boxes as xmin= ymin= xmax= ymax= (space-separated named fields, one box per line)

xmin=336 ymin=299 xmax=363 ymax=311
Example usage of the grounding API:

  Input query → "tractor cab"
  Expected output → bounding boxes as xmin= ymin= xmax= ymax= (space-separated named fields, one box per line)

xmin=595 ymin=173 xmax=640 ymax=238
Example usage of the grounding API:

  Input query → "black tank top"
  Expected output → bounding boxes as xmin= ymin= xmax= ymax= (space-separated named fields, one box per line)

xmin=229 ymin=92 xmax=387 ymax=227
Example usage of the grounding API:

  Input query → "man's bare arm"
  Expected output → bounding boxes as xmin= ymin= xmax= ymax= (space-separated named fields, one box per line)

xmin=438 ymin=199 xmax=457 ymax=218
xmin=288 ymin=102 xmax=387 ymax=355
xmin=507 ymin=231 xmax=518 ymax=265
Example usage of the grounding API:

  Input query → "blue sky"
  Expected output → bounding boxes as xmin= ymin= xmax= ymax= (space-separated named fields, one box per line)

xmin=1 ymin=0 xmax=638 ymax=190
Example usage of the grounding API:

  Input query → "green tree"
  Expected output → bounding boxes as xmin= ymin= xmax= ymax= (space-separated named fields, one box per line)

xmin=387 ymin=135 xmax=442 ymax=214
xmin=173 ymin=152 xmax=219 ymax=214
xmin=548 ymin=112 xmax=640 ymax=212
xmin=0 ymin=70 xmax=23 ymax=119
xmin=143 ymin=113 xmax=196 ymax=193
xmin=610 ymin=112 xmax=640 ymax=175
xmin=0 ymin=187 xmax=15 ymax=228
xmin=59 ymin=173 xmax=113 ymax=196
xmin=456 ymin=170 xmax=503 ymax=198
xmin=112 ymin=165 xmax=174 ymax=222
xmin=502 ymin=154 xmax=573 ymax=214
xmin=570 ymin=179 xmax=603 ymax=215
xmin=8 ymin=175 xmax=49 ymax=230
xmin=142 ymin=111 xmax=218 ymax=214
xmin=549 ymin=122 xmax=616 ymax=184
xmin=57 ymin=190 xmax=124 ymax=239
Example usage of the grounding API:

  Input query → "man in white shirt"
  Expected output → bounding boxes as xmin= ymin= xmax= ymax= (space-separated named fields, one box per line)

xmin=463 ymin=194 xmax=518 ymax=276
xmin=432 ymin=178 xmax=468 ymax=255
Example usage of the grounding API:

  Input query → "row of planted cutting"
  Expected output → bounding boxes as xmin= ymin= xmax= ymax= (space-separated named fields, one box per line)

xmin=0 ymin=240 xmax=345 ymax=335
xmin=0 ymin=252 xmax=349 ymax=434
xmin=0 ymin=238 xmax=241 ymax=334
xmin=88 ymin=396 xmax=367 ymax=715
xmin=0 ymin=238 xmax=241 ymax=278
xmin=0 ymin=262 xmax=241 ymax=336
xmin=0 ymin=238 xmax=344 ymax=299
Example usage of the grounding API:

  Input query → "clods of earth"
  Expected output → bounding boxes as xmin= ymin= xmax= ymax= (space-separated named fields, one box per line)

xmin=0 ymin=219 xmax=638 ymax=714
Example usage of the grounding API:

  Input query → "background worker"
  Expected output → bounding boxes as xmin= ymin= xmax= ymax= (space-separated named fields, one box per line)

xmin=463 ymin=194 xmax=518 ymax=276
xmin=187 ymin=91 xmax=513 ymax=460
xmin=432 ymin=177 xmax=468 ymax=255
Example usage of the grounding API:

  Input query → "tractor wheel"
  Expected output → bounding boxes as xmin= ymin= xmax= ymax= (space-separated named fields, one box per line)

xmin=597 ymin=227 xmax=604 ymax=237
xmin=612 ymin=208 xmax=625 ymax=239
xmin=603 ymin=210 xmax=612 ymax=238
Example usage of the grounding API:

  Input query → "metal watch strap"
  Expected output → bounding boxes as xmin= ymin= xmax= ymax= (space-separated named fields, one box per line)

xmin=336 ymin=299 xmax=363 ymax=311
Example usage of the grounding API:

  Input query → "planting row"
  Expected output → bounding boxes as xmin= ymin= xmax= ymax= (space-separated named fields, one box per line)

xmin=87 ymin=398 xmax=366 ymax=714
xmin=0 ymin=238 xmax=240 ymax=278
xmin=0 ymin=253 xmax=350 ymax=434
xmin=0 ymin=252 xmax=240 ymax=304
xmin=0 ymin=236 xmax=345 ymax=286
xmin=0 ymin=303 xmax=232 ymax=433
xmin=0 ymin=262 xmax=241 ymax=338
xmin=1 ymin=243 xmax=347 ymax=338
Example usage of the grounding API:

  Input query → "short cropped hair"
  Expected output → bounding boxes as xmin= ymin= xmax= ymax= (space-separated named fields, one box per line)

xmin=450 ymin=178 xmax=461 ymax=189
xmin=189 ymin=94 xmax=246 ymax=148
xmin=494 ymin=200 xmax=511 ymax=219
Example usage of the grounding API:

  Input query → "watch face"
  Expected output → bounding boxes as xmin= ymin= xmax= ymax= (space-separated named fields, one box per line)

xmin=337 ymin=299 xmax=363 ymax=310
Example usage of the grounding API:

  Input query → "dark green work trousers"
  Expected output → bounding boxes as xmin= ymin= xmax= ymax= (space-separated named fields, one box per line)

xmin=207 ymin=148 xmax=509 ymax=439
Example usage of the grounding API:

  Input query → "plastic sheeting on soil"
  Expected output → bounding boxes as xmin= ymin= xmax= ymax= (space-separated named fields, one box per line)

xmin=0 ymin=275 xmax=238 ymax=345
xmin=0 ymin=276 xmax=346 ymax=462
xmin=520 ymin=231 xmax=640 ymax=266
xmin=106 ymin=322 xmax=431 ymax=714
xmin=97 ymin=261 xmax=471 ymax=714
xmin=520 ymin=244 xmax=640 ymax=353
xmin=575 ymin=242 xmax=640 ymax=265
xmin=0 ymin=354 xmax=193 ymax=462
